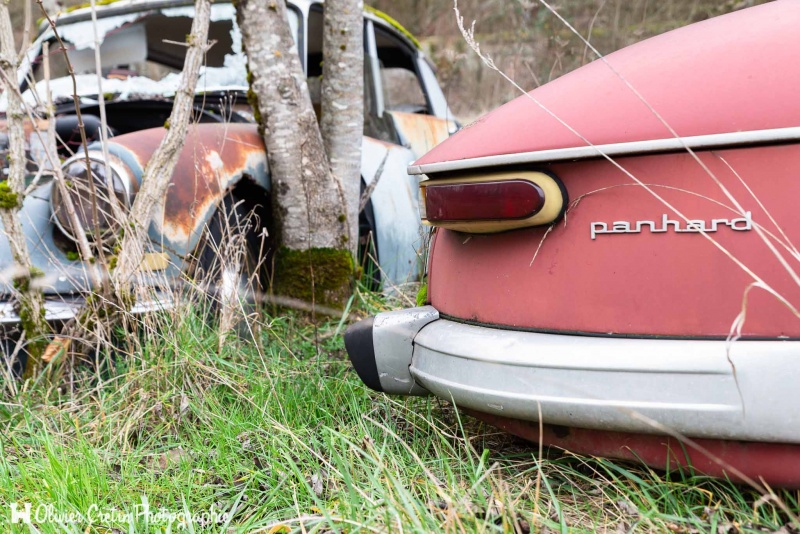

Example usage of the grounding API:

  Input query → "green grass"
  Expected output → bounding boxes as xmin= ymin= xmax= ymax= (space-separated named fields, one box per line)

xmin=1 ymin=294 xmax=798 ymax=533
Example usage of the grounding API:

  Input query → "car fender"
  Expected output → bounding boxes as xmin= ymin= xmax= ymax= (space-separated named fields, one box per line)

xmin=105 ymin=123 xmax=269 ymax=257
xmin=0 ymin=126 xmax=424 ymax=296
xmin=387 ymin=111 xmax=455 ymax=161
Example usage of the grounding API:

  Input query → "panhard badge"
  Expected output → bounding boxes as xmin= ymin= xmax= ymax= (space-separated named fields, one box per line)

xmin=590 ymin=212 xmax=752 ymax=240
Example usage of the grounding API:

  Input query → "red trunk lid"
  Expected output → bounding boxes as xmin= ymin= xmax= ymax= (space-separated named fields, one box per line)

xmin=421 ymin=1 xmax=800 ymax=338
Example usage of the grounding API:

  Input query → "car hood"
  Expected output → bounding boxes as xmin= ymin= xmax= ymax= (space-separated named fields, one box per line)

xmin=413 ymin=0 xmax=800 ymax=170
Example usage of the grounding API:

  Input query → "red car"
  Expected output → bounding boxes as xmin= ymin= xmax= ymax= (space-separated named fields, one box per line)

xmin=346 ymin=0 xmax=800 ymax=487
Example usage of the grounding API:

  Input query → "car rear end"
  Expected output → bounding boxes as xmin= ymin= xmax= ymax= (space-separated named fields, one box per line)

xmin=345 ymin=0 xmax=800 ymax=486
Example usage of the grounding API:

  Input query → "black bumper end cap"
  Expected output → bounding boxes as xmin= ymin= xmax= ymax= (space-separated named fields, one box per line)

xmin=344 ymin=316 xmax=383 ymax=392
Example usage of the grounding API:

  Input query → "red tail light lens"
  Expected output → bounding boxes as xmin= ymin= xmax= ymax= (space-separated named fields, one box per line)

xmin=425 ymin=180 xmax=545 ymax=222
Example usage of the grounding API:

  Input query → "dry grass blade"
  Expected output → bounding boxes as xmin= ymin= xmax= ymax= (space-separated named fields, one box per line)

xmin=36 ymin=0 xmax=114 ymax=290
xmin=451 ymin=0 xmax=800 ymax=327
xmin=112 ymin=0 xmax=212 ymax=298
xmin=88 ymin=0 xmax=125 ymax=226
xmin=0 ymin=1 xmax=49 ymax=377
xmin=42 ymin=41 xmax=99 ymax=282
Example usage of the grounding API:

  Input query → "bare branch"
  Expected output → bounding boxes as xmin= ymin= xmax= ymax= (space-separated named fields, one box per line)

xmin=359 ymin=149 xmax=388 ymax=213
xmin=19 ymin=0 xmax=34 ymax=63
xmin=36 ymin=0 xmax=113 ymax=298
xmin=112 ymin=0 xmax=212 ymax=299
xmin=89 ymin=0 xmax=125 ymax=226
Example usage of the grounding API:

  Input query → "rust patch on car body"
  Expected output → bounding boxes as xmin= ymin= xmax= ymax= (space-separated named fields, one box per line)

xmin=387 ymin=111 xmax=454 ymax=159
xmin=105 ymin=123 xmax=268 ymax=255
xmin=0 ymin=118 xmax=49 ymax=138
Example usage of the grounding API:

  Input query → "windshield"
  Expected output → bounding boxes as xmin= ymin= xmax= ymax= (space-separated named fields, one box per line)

xmin=13 ymin=4 xmax=299 ymax=106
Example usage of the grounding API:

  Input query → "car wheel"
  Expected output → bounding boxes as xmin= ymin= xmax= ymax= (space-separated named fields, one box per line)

xmin=358 ymin=188 xmax=381 ymax=292
xmin=190 ymin=193 xmax=268 ymax=333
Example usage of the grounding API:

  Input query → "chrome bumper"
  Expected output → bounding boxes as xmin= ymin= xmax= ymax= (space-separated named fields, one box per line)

xmin=345 ymin=306 xmax=800 ymax=443
xmin=0 ymin=294 xmax=174 ymax=327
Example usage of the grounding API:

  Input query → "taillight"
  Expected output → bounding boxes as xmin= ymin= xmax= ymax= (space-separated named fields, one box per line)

xmin=420 ymin=171 xmax=566 ymax=233
xmin=425 ymin=180 xmax=545 ymax=222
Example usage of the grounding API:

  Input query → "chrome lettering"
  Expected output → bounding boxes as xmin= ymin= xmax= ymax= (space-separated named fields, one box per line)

xmin=590 ymin=212 xmax=752 ymax=239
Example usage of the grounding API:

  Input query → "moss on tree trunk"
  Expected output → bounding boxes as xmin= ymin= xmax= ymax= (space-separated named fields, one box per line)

xmin=272 ymin=247 xmax=354 ymax=310
xmin=238 ymin=0 xmax=360 ymax=312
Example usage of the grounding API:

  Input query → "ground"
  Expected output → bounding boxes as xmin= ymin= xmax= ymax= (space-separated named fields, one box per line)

xmin=1 ymin=291 xmax=798 ymax=532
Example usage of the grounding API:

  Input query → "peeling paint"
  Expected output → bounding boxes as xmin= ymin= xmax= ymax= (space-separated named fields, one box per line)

xmin=7 ymin=4 xmax=294 ymax=110
xmin=105 ymin=123 xmax=268 ymax=255
xmin=388 ymin=111 xmax=454 ymax=160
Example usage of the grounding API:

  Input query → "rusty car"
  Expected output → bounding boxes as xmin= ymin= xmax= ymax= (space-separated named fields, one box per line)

xmin=0 ymin=0 xmax=455 ymax=334
xmin=345 ymin=0 xmax=800 ymax=486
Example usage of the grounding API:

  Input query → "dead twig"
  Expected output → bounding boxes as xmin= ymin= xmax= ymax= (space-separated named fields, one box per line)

xmin=359 ymin=149 xmax=389 ymax=213
xmin=36 ymin=0 xmax=113 ymax=297
xmin=0 ymin=2 xmax=49 ymax=377
xmin=111 ymin=0 xmax=212 ymax=302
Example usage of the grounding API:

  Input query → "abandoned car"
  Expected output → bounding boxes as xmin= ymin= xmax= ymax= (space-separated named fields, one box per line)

xmin=0 ymin=0 xmax=455 ymax=329
xmin=346 ymin=0 xmax=800 ymax=486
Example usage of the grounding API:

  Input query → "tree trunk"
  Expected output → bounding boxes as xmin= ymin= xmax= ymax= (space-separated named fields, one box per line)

xmin=320 ymin=0 xmax=364 ymax=258
xmin=111 ymin=0 xmax=211 ymax=304
xmin=0 ymin=2 xmax=49 ymax=377
xmin=237 ymin=0 xmax=353 ymax=309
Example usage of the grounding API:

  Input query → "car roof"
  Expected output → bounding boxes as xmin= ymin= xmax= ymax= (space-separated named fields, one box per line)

xmin=39 ymin=0 xmax=421 ymax=51
xmin=41 ymin=0 xmax=314 ymax=28
xmin=413 ymin=0 xmax=800 ymax=172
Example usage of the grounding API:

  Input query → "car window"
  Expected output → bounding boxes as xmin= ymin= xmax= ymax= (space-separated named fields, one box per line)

xmin=374 ymin=27 xmax=428 ymax=114
xmin=19 ymin=4 xmax=300 ymax=105
xmin=35 ymin=15 xmax=236 ymax=83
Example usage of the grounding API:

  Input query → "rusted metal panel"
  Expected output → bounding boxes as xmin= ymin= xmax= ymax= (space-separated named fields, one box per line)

xmin=387 ymin=111 xmax=454 ymax=160
xmin=105 ymin=123 xmax=269 ymax=255
xmin=0 ymin=118 xmax=49 ymax=137
xmin=468 ymin=409 xmax=800 ymax=488
xmin=0 ymin=118 xmax=52 ymax=177
xmin=361 ymin=136 xmax=425 ymax=288
xmin=364 ymin=113 xmax=452 ymax=288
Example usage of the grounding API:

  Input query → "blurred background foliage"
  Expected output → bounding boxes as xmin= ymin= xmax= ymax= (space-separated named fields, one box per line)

xmin=366 ymin=0 xmax=770 ymax=121
xmin=13 ymin=0 xmax=771 ymax=121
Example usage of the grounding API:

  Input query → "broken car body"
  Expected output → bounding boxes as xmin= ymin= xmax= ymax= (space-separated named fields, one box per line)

xmin=0 ymin=0 xmax=454 ymax=328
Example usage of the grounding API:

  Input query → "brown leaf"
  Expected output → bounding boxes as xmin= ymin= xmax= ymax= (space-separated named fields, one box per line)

xmin=149 ymin=446 xmax=191 ymax=471
xmin=179 ymin=393 xmax=190 ymax=417
xmin=308 ymin=472 xmax=324 ymax=496
xmin=42 ymin=337 xmax=70 ymax=363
